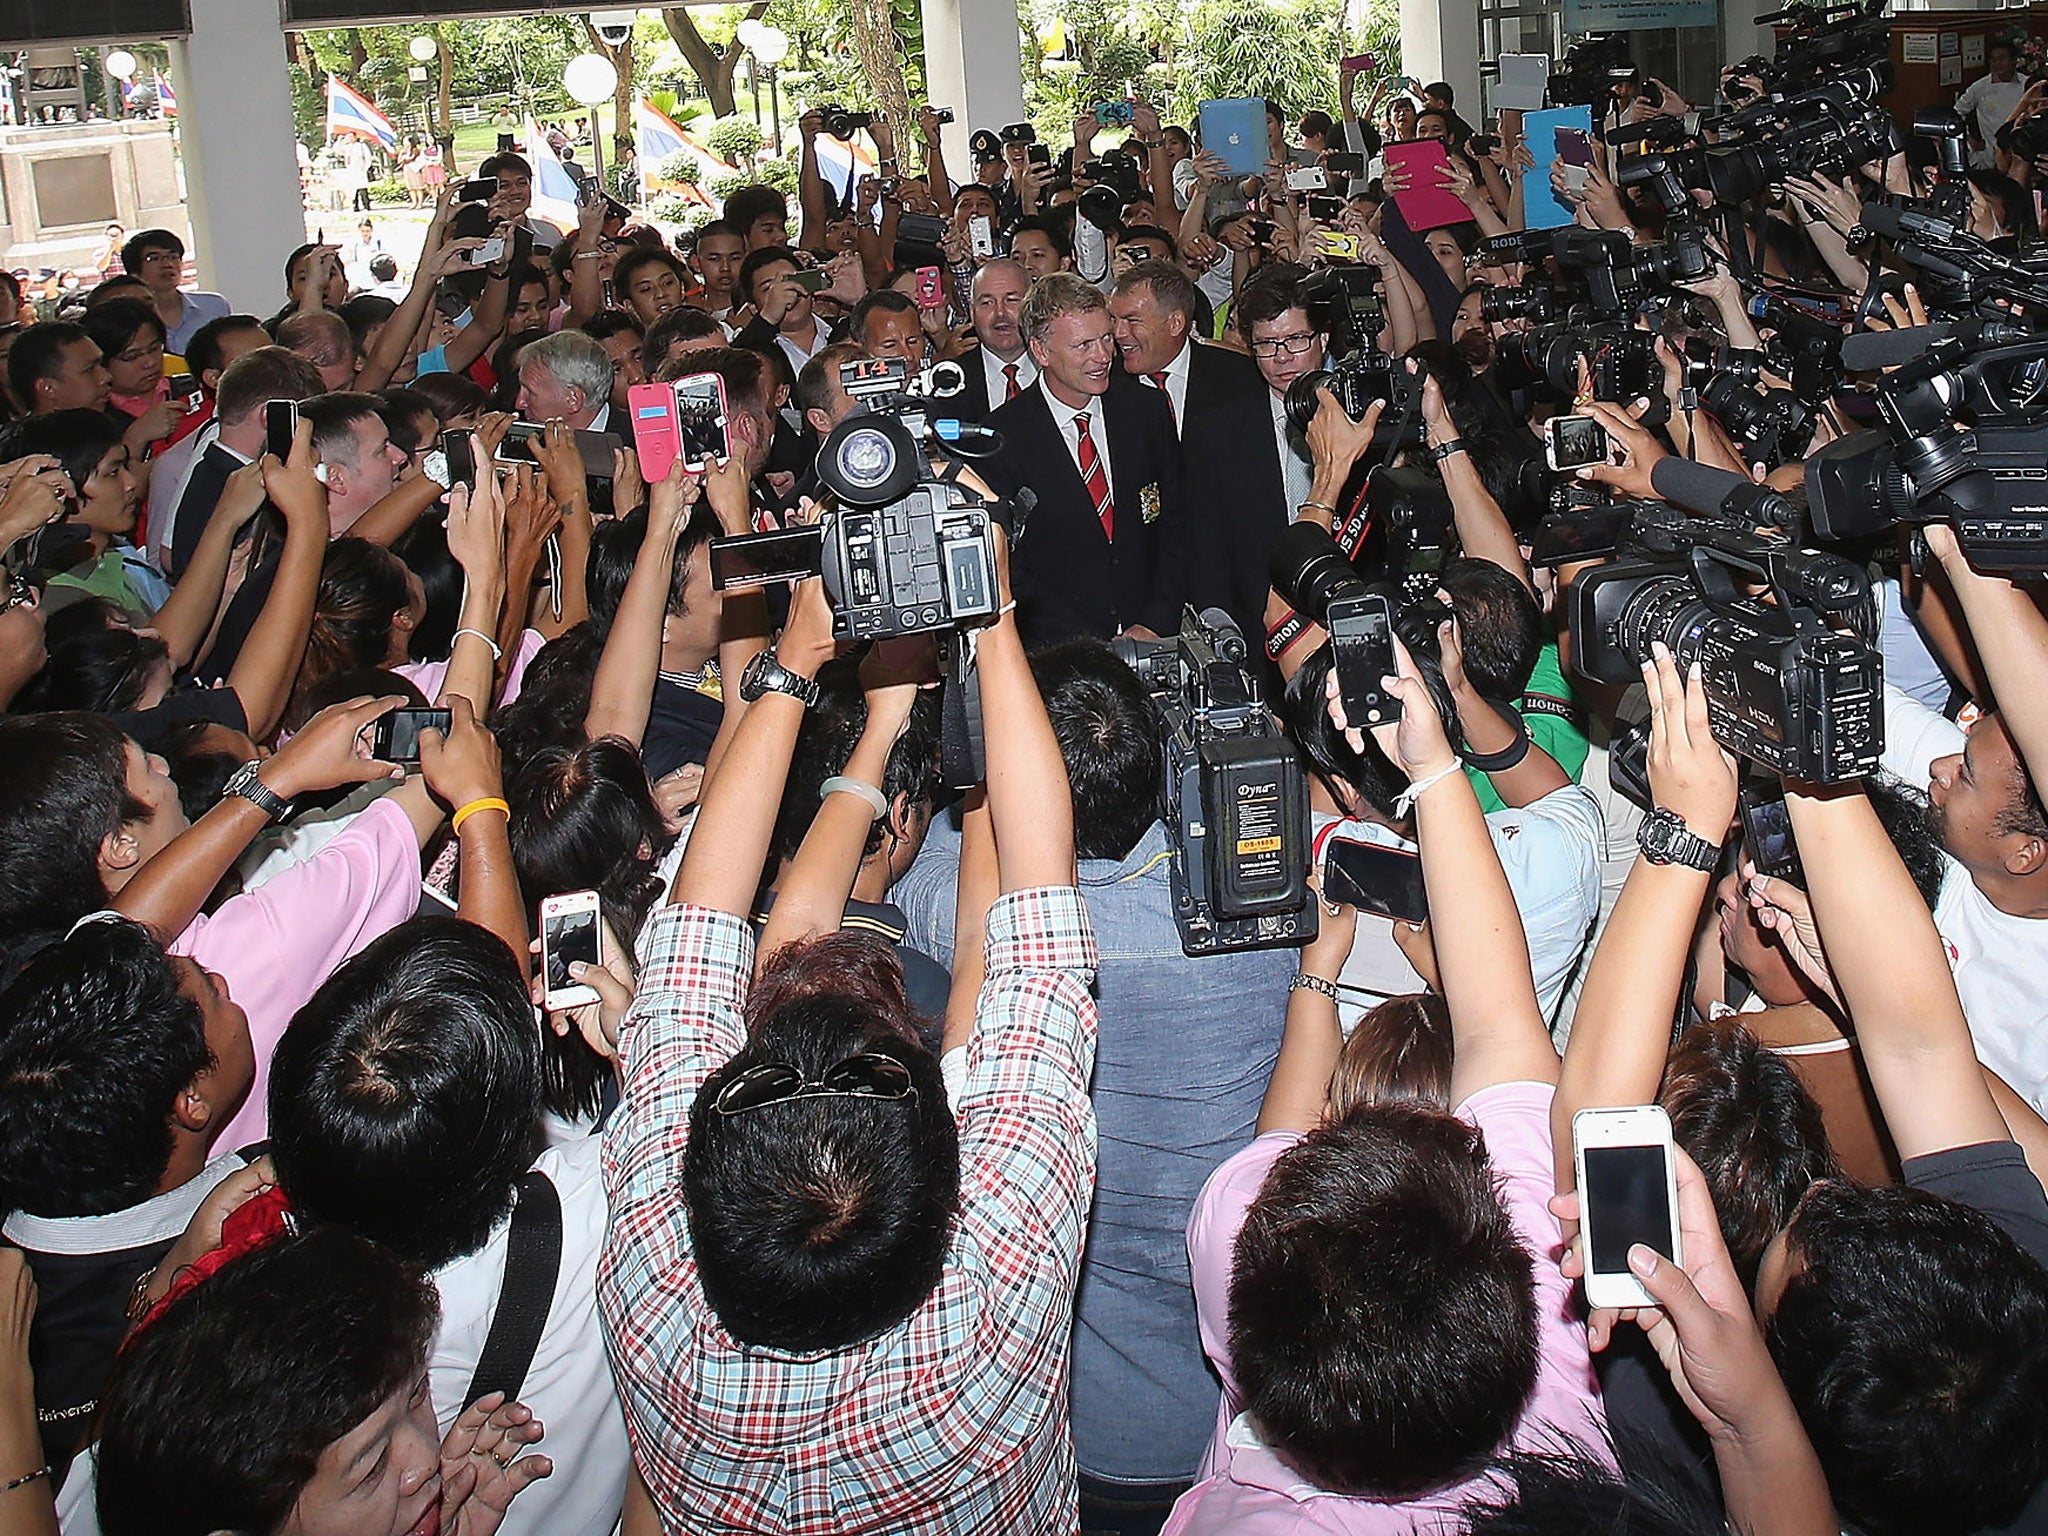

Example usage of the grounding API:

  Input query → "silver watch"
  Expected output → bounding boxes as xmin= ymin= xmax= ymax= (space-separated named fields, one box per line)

xmin=1637 ymin=807 xmax=1719 ymax=872
xmin=739 ymin=650 xmax=821 ymax=708
xmin=224 ymin=760 xmax=290 ymax=823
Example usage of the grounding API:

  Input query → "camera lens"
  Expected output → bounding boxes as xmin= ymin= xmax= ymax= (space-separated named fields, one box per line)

xmin=1269 ymin=522 xmax=1367 ymax=625
xmin=1283 ymin=370 xmax=1335 ymax=437
xmin=1617 ymin=576 xmax=1712 ymax=669
xmin=836 ymin=426 xmax=897 ymax=491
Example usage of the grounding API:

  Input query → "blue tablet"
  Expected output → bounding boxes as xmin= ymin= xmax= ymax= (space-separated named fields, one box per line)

xmin=1200 ymin=97 xmax=1269 ymax=177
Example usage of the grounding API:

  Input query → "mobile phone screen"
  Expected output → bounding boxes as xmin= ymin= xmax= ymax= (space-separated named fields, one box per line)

xmin=1555 ymin=129 xmax=1594 ymax=168
xmin=543 ymin=906 xmax=600 ymax=992
xmin=709 ymin=527 xmax=827 ymax=590
xmin=1583 ymin=1143 xmax=1677 ymax=1276
xmin=1742 ymin=791 xmax=1801 ymax=879
xmin=672 ymin=375 xmax=730 ymax=469
xmin=1322 ymin=838 xmax=1429 ymax=924
xmin=265 ymin=400 xmax=297 ymax=461
xmin=1530 ymin=506 xmax=1633 ymax=567
xmin=438 ymin=429 xmax=476 ymax=491
xmin=1548 ymin=414 xmax=1610 ymax=470
xmin=786 ymin=268 xmax=831 ymax=294
xmin=372 ymin=708 xmax=451 ymax=765
xmin=460 ymin=177 xmax=498 ymax=203
xmin=1330 ymin=599 xmax=1398 ymax=727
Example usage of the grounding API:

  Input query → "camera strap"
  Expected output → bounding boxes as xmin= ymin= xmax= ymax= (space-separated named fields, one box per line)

xmin=464 ymin=1169 xmax=562 ymax=1410
xmin=936 ymin=638 xmax=988 ymax=790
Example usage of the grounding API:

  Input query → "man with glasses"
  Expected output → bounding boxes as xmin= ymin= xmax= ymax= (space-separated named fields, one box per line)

xmin=119 ymin=229 xmax=229 ymax=356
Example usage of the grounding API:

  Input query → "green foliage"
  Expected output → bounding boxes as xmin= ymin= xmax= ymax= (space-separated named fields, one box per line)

xmin=705 ymin=114 xmax=765 ymax=164
xmin=755 ymin=156 xmax=800 ymax=195
xmin=366 ymin=178 xmax=410 ymax=205
xmin=648 ymin=192 xmax=700 ymax=224
xmin=708 ymin=171 xmax=753 ymax=201
xmin=287 ymin=61 xmax=325 ymax=148
xmin=657 ymin=149 xmax=705 ymax=186
xmin=764 ymin=0 xmax=924 ymax=116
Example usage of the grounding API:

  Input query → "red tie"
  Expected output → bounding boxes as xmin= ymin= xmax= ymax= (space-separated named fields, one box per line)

xmin=1148 ymin=371 xmax=1175 ymax=427
xmin=1003 ymin=363 xmax=1021 ymax=401
xmin=1075 ymin=412 xmax=1113 ymax=541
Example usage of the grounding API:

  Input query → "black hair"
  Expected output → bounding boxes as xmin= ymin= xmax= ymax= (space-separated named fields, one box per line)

xmin=161 ymin=718 xmax=246 ymax=826
xmin=1028 ymin=640 xmax=1162 ymax=862
xmin=1011 ymin=215 xmax=1073 ymax=261
xmin=1771 ymin=1179 xmax=2048 ymax=1534
xmin=391 ymin=516 xmax=463 ymax=663
xmin=1228 ymin=1101 xmax=1538 ymax=1498
xmin=1236 ymin=261 xmax=1312 ymax=342
xmin=81 ymin=298 xmax=167 ymax=364
xmin=1278 ymin=643 xmax=1417 ymax=821
xmin=479 ymin=150 xmax=535 ymax=181
xmin=493 ymin=626 xmax=603 ymax=779
xmin=849 ymin=286 xmax=919 ymax=346
xmin=722 ymin=184 xmax=790 ymax=235
xmin=6 ymin=320 xmax=93 ymax=410
xmin=408 ymin=368 xmax=491 ymax=427
xmin=1658 ymin=1015 xmax=1838 ymax=1287
xmin=15 ymin=601 xmax=169 ymax=714
xmin=664 ymin=342 xmax=769 ymax=418
xmin=1438 ymin=557 xmax=1542 ymax=701
xmin=509 ymin=737 xmax=674 ymax=1120
xmin=1862 ymin=773 xmax=1947 ymax=909
xmin=1465 ymin=1436 xmax=1735 ymax=1534
xmin=119 ymin=228 xmax=183 ymax=276
xmin=0 ymin=712 xmax=148 ymax=943
xmin=95 ymin=1227 xmax=438 ymax=1536
xmin=769 ymin=657 xmax=943 ymax=868
xmin=375 ymin=385 xmax=433 ymax=459
xmin=684 ymin=940 xmax=959 ymax=1350
xmin=491 ymin=327 xmax=551 ymax=412
xmin=268 ymin=916 xmax=541 ymax=1269
xmin=182 ymin=314 xmax=265 ymax=385
xmin=580 ymin=310 xmax=645 ymax=346
xmin=738 ymin=244 xmax=803 ymax=303
xmin=612 ymin=245 xmax=690 ymax=298
xmin=338 ymin=294 xmax=398 ymax=355
xmin=0 ymin=406 xmax=123 ymax=496
xmin=0 ymin=917 xmax=210 ymax=1218
xmin=292 ymin=537 xmax=412 ymax=723
xmin=585 ymin=503 xmax=721 ymax=639
xmin=641 ymin=305 xmax=725 ymax=376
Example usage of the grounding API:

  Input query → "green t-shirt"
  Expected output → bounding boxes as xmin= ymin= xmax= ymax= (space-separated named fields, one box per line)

xmin=1467 ymin=639 xmax=1590 ymax=814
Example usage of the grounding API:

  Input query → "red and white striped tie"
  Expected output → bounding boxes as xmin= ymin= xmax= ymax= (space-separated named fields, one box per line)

xmin=1003 ymin=363 xmax=1022 ymax=401
xmin=1075 ymin=412 xmax=1113 ymax=541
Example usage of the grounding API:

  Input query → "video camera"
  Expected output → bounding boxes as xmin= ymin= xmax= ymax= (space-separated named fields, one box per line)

xmin=1550 ymin=35 xmax=1660 ymax=110
xmin=1808 ymin=323 xmax=2048 ymax=577
xmin=1281 ymin=266 xmax=1426 ymax=450
xmin=1114 ymin=608 xmax=1318 ymax=956
xmin=1733 ymin=0 xmax=1891 ymax=98
xmin=1568 ymin=518 xmax=1884 ymax=781
xmin=709 ymin=357 xmax=1014 ymax=640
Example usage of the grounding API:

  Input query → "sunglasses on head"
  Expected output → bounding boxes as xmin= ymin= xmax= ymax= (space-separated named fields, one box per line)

xmin=710 ymin=1051 xmax=916 ymax=1117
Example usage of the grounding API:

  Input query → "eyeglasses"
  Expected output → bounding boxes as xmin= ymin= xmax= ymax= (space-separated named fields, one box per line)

xmin=1250 ymin=331 xmax=1319 ymax=359
xmin=710 ymin=1051 xmax=917 ymax=1117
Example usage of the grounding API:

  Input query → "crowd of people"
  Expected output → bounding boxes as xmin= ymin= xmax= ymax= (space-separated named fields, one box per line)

xmin=2 ymin=20 xmax=2048 ymax=1536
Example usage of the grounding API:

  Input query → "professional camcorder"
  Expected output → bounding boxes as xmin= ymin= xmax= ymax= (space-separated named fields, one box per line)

xmin=1568 ymin=519 xmax=1884 ymax=781
xmin=1731 ymin=0 xmax=1891 ymax=98
xmin=709 ymin=357 xmax=1015 ymax=640
xmin=1115 ymin=608 xmax=1318 ymax=956
xmin=1550 ymin=35 xmax=1661 ymax=109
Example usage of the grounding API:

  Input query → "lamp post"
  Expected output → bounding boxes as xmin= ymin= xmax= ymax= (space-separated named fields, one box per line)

xmin=737 ymin=18 xmax=765 ymax=131
xmin=103 ymin=48 xmax=137 ymax=119
xmin=563 ymin=52 xmax=619 ymax=190
xmin=753 ymin=27 xmax=789 ymax=154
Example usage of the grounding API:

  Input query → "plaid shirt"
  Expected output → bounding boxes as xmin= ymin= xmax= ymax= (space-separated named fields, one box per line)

xmin=599 ymin=886 xmax=1100 ymax=1535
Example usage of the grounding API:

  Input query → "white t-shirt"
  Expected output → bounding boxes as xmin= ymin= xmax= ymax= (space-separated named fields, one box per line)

xmin=1956 ymin=71 xmax=2030 ymax=152
xmin=430 ymin=1134 xmax=628 ymax=1536
xmin=1316 ymin=783 xmax=1603 ymax=1027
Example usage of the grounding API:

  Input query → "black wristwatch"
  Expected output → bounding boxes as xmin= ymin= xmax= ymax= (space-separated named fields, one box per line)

xmin=224 ymin=760 xmax=291 ymax=824
xmin=1638 ymin=807 xmax=1720 ymax=872
xmin=739 ymin=650 xmax=821 ymax=708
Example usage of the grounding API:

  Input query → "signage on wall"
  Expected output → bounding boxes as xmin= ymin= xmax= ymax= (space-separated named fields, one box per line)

xmin=1561 ymin=0 xmax=1715 ymax=33
xmin=1902 ymin=32 xmax=1938 ymax=63
xmin=1963 ymin=33 xmax=1985 ymax=68
xmin=1939 ymin=55 xmax=1964 ymax=86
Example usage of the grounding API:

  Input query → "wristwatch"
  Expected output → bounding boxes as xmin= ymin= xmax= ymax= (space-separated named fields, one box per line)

xmin=739 ymin=650 xmax=821 ymax=708
xmin=224 ymin=760 xmax=291 ymax=824
xmin=1637 ymin=807 xmax=1720 ymax=872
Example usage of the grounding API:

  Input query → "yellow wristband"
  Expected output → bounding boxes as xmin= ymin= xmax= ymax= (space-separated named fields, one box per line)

xmin=451 ymin=796 xmax=511 ymax=835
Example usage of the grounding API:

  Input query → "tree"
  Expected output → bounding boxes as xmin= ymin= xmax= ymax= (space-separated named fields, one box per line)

xmin=662 ymin=4 xmax=768 ymax=119
xmin=583 ymin=19 xmax=637 ymax=164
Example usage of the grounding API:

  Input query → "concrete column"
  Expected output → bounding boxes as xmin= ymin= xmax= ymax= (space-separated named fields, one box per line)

xmin=1723 ymin=0 xmax=1773 ymax=78
xmin=170 ymin=0 xmax=303 ymax=313
xmin=1399 ymin=0 xmax=1483 ymax=127
xmin=920 ymin=0 xmax=1026 ymax=173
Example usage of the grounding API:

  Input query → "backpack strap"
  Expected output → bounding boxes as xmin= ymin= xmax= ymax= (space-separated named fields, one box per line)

xmin=463 ymin=1169 xmax=563 ymax=1408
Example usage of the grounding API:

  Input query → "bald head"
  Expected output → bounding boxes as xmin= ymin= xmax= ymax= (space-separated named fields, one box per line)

xmin=969 ymin=258 xmax=1031 ymax=361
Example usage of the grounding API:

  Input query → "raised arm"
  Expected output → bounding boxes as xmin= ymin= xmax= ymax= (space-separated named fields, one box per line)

xmin=222 ymin=424 xmax=331 ymax=741
xmin=357 ymin=193 xmax=473 ymax=391
xmin=421 ymin=696 xmax=527 ymax=965
xmin=437 ymin=453 xmax=509 ymax=714
xmin=562 ymin=193 xmax=611 ymax=331
xmin=1925 ymin=524 xmax=2048 ymax=788
xmin=796 ymin=110 xmax=830 ymax=250
xmin=1258 ymin=898 xmax=1357 ymax=1133
xmin=942 ymin=790 xmax=995 ymax=1055
xmin=149 ymin=460 xmax=269 ymax=670
xmin=584 ymin=460 xmax=704 ymax=747
xmin=1557 ymin=649 xmax=1736 ymax=1151
xmin=1420 ymin=370 xmax=1529 ymax=592
xmin=979 ymin=529 xmax=1075 ymax=891
xmin=1441 ymin=615 xmax=1570 ymax=808
xmin=1784 ymin=775 xmax=2012 ymax=1158
xmin=1337 ymin=631 xmax=1559 ymax=1099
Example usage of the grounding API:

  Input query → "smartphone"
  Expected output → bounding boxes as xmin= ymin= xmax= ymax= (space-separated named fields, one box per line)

xmin=709 ymin=525 xmax=828 ymax=591
xmin=1740 ymin=783 xmax=1803 ymax=882
xmin=370 ymin=707 xmax=451 ymax=766
xmin=1529 ymin=504 xmax=1634 ymax=567
xmin=1322 ymin=836 xmax=1429 ymax=924
xmin=576 ymin=174 xmax=602 ymax=205
xmin=1316 ymin=230 xmax=1366 ymax=261
xmin=1286 ymin=165 xmax=1329 ymax=192
xmin=1026 ymin=142 xmax=1052 ymax=168
xmin=1572 ymin=1105 xmax=1683 ymax=1310
xmin=1340 ymin=52 xmax=1378 ymax=72
xmin=671 ymin=373 xmax=731 ymax=472
xmin=468 ymin=237 xmax=507 ymax=266
xmin=913 ymin=266 xmax=944 ymax=310
xmin=626 ymin=381 xmax=684 ymax=481
xmin=1545 ymin=413 xmax=1615 ymax=471
xmin=785 ymin=267 xmax=831 ymax=294
xmin=1329 ymin=591 xmax=1399 ymax=727
xmin=1323 ymin=151 xmax=1366 ymax=177
xmin=1555 ymin=128 xmax=1594 ymax=167
xmin=165 ymin=372 xmax=203 ymax=407
xmin=969 ymin=215 xmax=996 ymax=258
xmin=264 ymin=399 xmax=298 ymax=461
xmin=539 ymin=890 xmax=603 ymax=1010
xmin=438 ymin=428 xmax=477 ymax=492
xmin=459 ymin=176 xmax=499 ymax=203
xmin=1307 ymin=194 xmax=1347 ymax=223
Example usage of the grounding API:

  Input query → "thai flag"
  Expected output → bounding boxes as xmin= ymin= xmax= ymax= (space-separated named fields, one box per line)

xmin=521 ymin=115 xmax=582 ymax=233
xmin=327 ymin=76 xmax=396 ymax=152
xmin=633 ymin=97 xmax=726 ymax=208
xmin=153 ymin=70 xmax=176 ymax=116
xmin=811 ymin=133 xmax=877 ymax=214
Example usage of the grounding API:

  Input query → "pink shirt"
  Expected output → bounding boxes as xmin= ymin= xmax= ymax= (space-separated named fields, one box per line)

xmin=171 ymin=794 xmax=422 ymax=1150
xmin=394 ymin=627 xmax=546 ymax=711
xmin=1164 ymin=1081 xmax=1609 ymax=1535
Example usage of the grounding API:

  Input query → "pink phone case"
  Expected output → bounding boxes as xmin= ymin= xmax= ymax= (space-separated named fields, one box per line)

xmin=1383 ymin=141 xmax=1471 ymax=232
xmin=627 ymin=382 xmax=683 ymax=483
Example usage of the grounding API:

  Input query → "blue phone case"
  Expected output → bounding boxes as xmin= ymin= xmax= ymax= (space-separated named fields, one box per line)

xmin=1522 ymin=104 xmax=1593 ymax=231
xmin=1200 ymin=97 xmax=1269 ymax=177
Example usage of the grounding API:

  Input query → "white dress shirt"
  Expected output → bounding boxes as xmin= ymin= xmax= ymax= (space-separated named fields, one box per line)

xmin=1269 ymin=389 xmax=1313 ymax=513
xmin=1141 ymin=339 xmax=1194 ymax=434
xmin=775 ymin=316 xmax=833 ymax=375
xmin=980 ymin=345 xmax=1038 ymax=407
xmin=1050 ymin=385 xmax=1115 ymax=501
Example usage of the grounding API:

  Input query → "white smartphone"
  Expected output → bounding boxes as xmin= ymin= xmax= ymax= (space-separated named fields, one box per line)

xmin=969 ymin=215 xmax=995 ymax=259
xmin=1572 ymin=1105 xmax=1683 ymax=1310
xmin=539 ymin=890 xmax=603 ymax=1011
xmin=1545 ymin=413 xmax=1616 ymax=472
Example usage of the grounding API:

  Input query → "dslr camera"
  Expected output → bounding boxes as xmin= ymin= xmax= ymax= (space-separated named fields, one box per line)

xmin=1115 ymin=608 xmax=1317 ymax=956
xmin=819 ymin=104 xmax=877 ymax=141
xmin=1282 ymin=266 xmax=1426 ymax=449
xmin=1568 ymin=519 xmax=1884 ymax=782
xmin=709 ymin=357 xmax=1012 ymax=640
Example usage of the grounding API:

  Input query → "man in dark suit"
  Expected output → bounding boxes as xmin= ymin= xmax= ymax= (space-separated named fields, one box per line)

xmin=985 ymin=274 xmax=1188 ymax=646
xmin=948 ymin=258 xmax=1037 ymax=425
xmin=166 ymin=345 xmax=325 ymax=579
xmin=1107 ymin=260 xmax=1266 ymax=438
